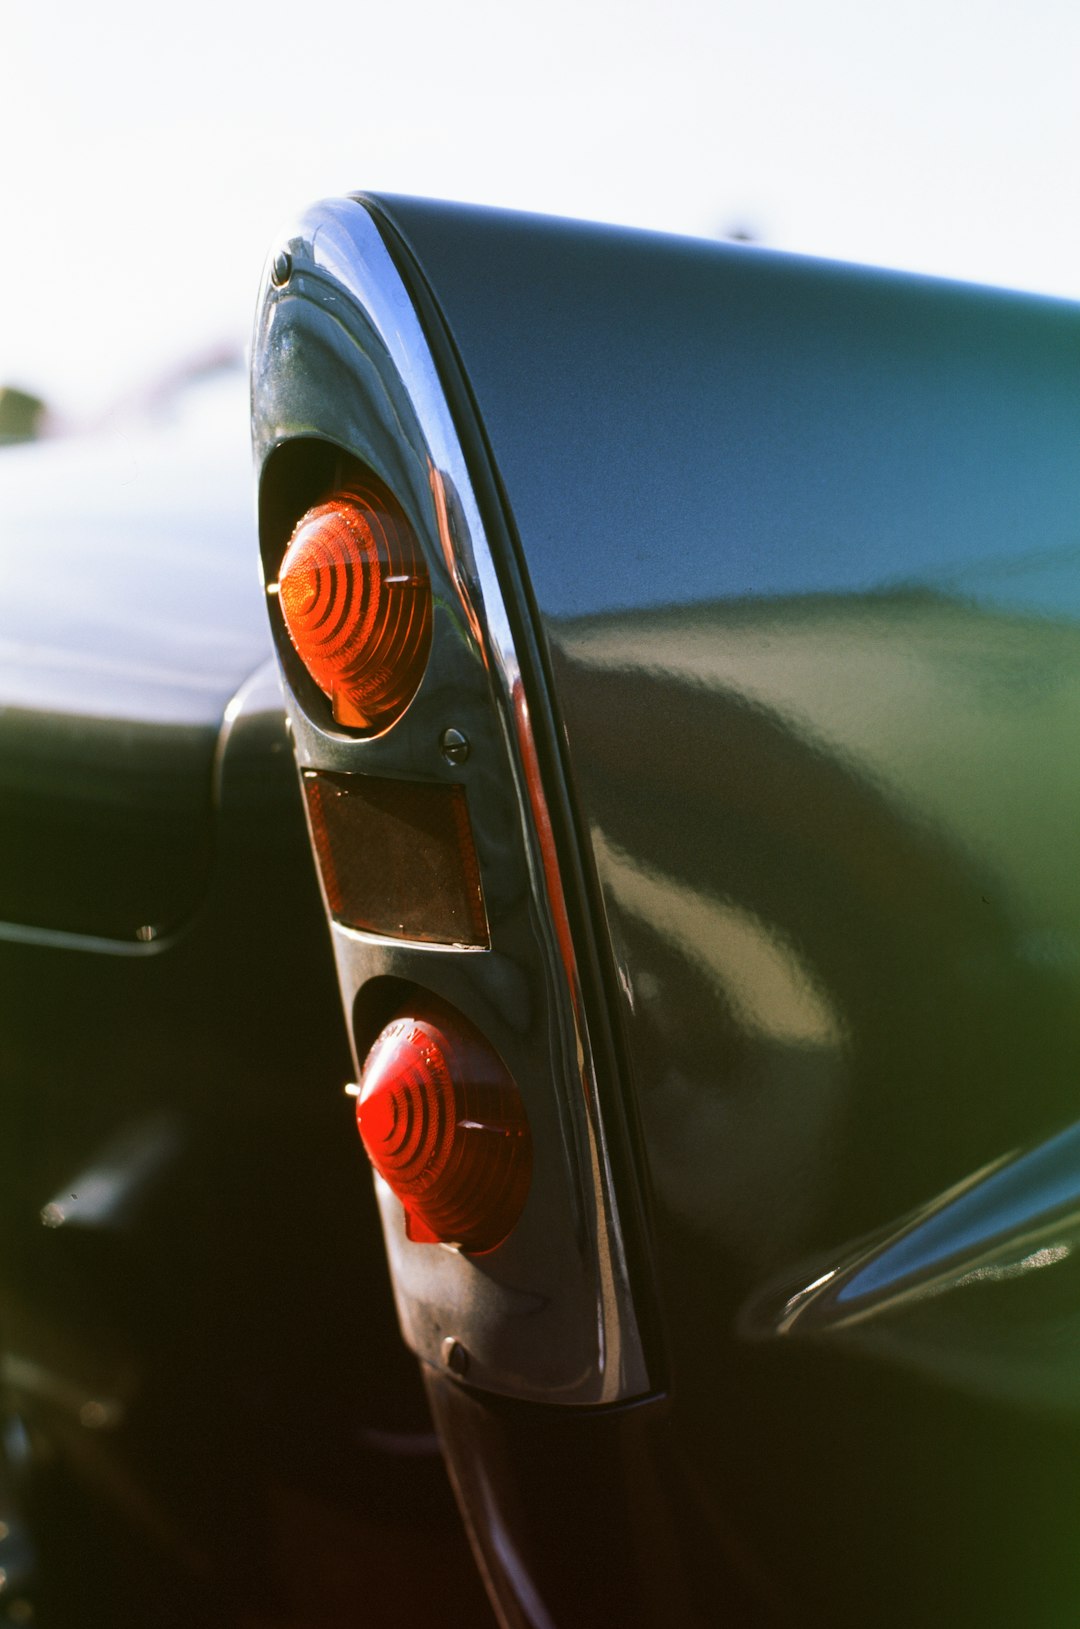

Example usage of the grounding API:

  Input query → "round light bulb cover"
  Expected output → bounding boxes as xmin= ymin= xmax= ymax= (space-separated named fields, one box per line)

xmin=276 ymin=481 xmax=431 ymax=732
xmin=356 ymin=1003 xmax=532 ymax=1254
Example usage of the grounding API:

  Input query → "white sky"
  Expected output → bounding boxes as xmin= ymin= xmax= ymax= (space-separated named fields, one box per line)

xmin=3 ymin=0 xmax=1079 ymax=418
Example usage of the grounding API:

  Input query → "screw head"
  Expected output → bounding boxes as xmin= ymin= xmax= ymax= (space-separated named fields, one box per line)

xmin=79 ymin=1399 xmax=120 ymax=1431
xmin=271 ymin=249 xmax=292 ymax=288
xmin=440 ymin=727 xmax=470 ymax=766
xmin=441 ymin=1337 xmax=469 ymax=1377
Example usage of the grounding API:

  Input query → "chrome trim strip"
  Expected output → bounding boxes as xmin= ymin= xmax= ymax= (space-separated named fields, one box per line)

xmin=0 ymin=919 xmax=174 ymax=957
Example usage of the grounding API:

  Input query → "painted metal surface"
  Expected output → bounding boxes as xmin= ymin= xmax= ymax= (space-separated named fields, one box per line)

xmin=0 ymin=378 xmax=271 ymax=940
xmin=369 ymin=196 xmax=1080 ymax=1625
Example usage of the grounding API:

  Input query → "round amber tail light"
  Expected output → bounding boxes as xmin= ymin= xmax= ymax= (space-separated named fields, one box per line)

xmin=277 ymin=479 xmax=431 ymax=732
xmin=356 ymin=1003 xmax=532 ymax=1254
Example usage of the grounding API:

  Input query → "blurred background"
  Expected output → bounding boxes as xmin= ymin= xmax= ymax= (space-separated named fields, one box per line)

xmin=2 ymin=0 xmax=1079 ymax=432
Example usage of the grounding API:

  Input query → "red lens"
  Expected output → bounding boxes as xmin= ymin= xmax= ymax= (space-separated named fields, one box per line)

xmin=277 ymin=479 xmax=431 ymax=731
xmin=357 ymin=1004 xmax=531 ymax=1253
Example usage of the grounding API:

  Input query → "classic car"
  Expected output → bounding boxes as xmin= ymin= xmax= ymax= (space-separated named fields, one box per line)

xmin=4 ymin=190 xmax=1080 ymax=1628
xmin=249 ymin=194 xmax=1080 ymax=1629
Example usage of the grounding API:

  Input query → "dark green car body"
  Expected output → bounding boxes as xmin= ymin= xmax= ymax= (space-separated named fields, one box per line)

xmin=6 ymin=194 xmax=1080 ymax=1627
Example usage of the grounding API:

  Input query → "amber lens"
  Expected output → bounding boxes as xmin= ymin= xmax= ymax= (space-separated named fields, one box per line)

xmin=357 ymin=1004 xmax=532 ymax=1253
xmin=303 ymin=770 xmax=488 ymax=948
xmin=277 ymin=480 xmax=431 ymax=731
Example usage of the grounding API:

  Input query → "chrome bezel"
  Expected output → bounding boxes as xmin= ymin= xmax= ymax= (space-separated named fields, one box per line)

xmin=252 ymin=197 xmax=649 ymax=1405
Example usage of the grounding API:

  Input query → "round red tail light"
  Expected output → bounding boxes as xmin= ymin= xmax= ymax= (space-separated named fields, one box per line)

xmin=277 ymin=479 xmax=431 ymax=732
xmin=356 ymin=1004 xmax=532 ymax=1254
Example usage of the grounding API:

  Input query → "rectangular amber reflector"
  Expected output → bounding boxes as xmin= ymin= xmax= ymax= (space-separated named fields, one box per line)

xmin=302 ymin=770 xmax=489 ymax=948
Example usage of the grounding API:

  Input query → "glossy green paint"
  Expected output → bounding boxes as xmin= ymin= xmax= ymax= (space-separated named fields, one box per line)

xmin=369 ymin=195 xmax=1080 ymax=1626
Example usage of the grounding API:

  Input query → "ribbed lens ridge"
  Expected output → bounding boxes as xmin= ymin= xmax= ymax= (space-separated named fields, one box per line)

xmin=356 ymin=1006 xmax=532 ymax=1254
xmin=277 ymin=478 xmax=431 ymax=732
